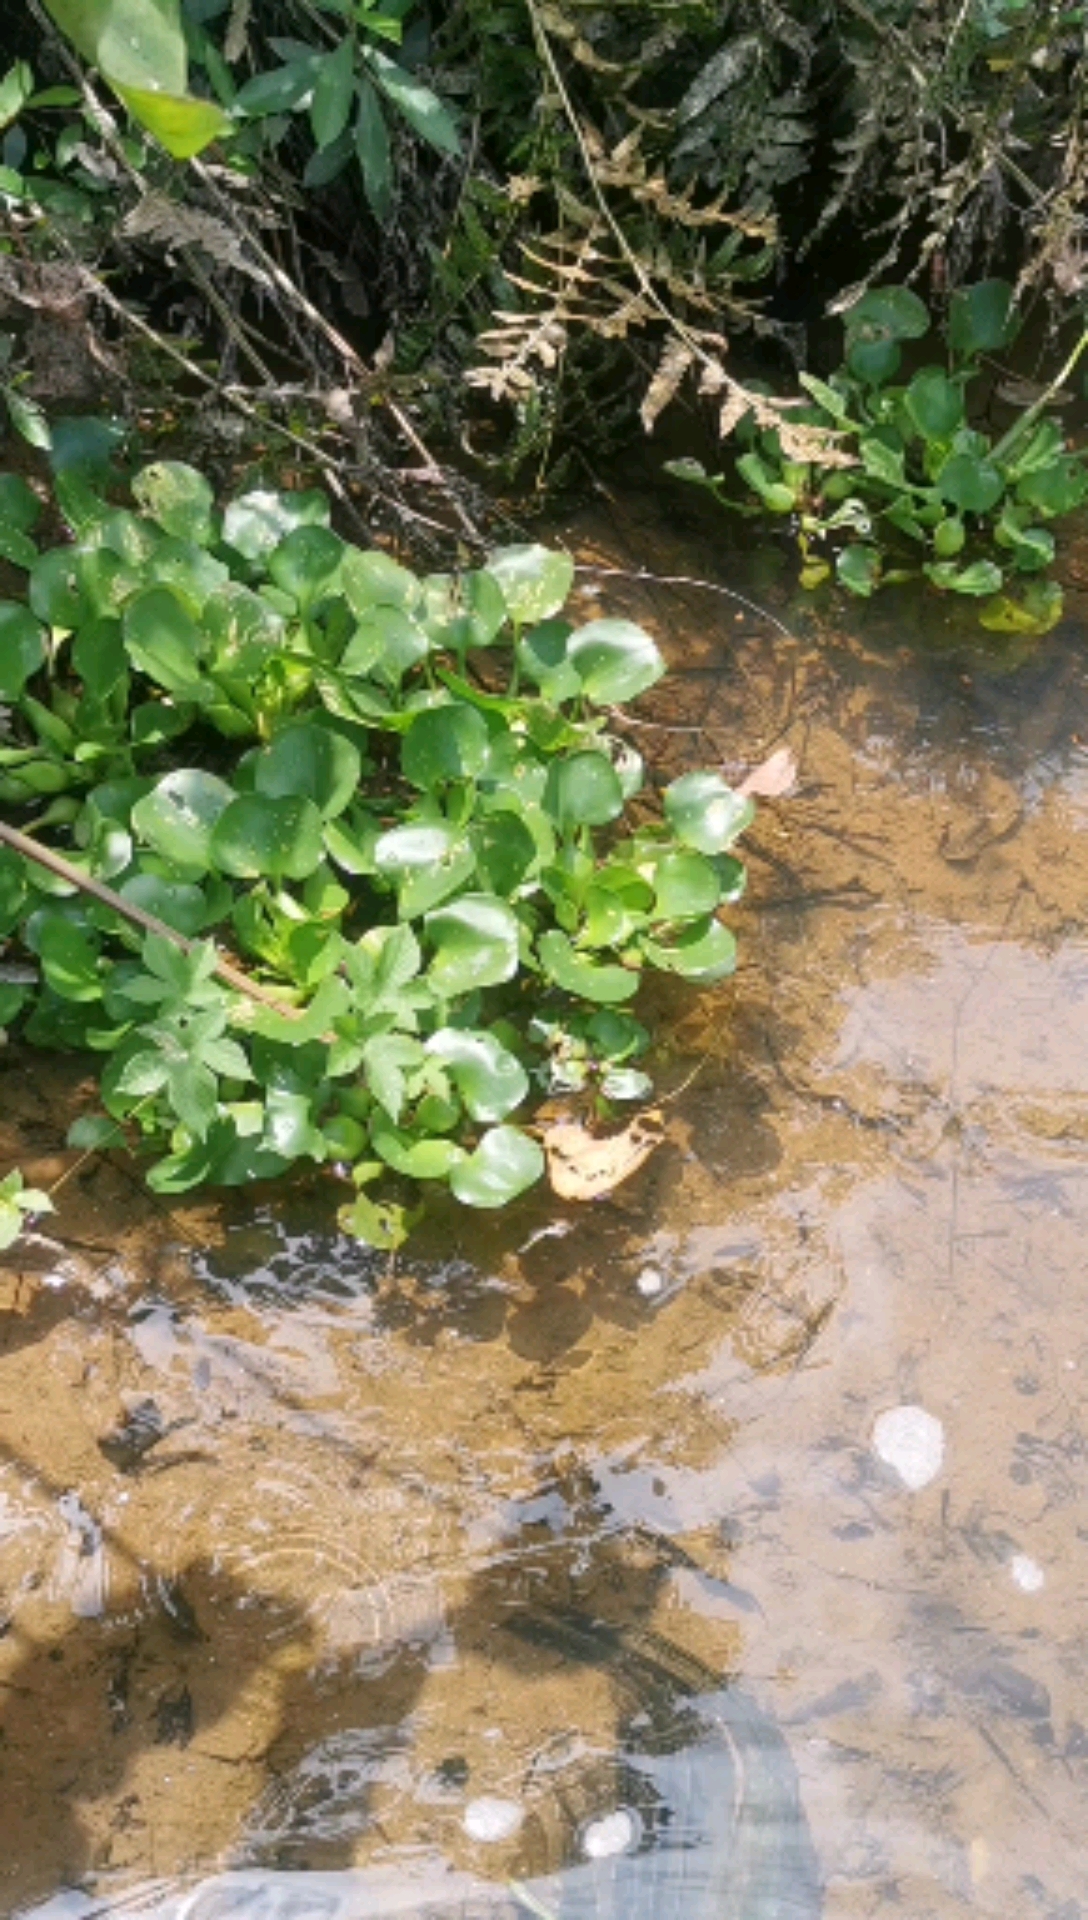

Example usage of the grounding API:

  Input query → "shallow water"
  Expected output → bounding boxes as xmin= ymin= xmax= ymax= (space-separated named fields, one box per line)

xmin=3 ymin=492 xmax=1088 ymax=1919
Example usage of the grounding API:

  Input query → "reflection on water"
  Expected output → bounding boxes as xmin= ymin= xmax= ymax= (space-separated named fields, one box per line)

xmin=4 ymin=493 xmax=1088 ymax=1918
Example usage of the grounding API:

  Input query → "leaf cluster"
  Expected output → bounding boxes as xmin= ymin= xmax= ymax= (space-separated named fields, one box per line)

xmin=669 ymin=280 xmax=1088 ymax=638
xmin=0 ymin=444 xmax=754 ymax=1244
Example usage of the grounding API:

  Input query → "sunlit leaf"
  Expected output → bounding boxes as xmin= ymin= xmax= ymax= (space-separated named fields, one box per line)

xmin=132 ymin=768 xmax=235 ymax=867
xmin=425 ymin=1027 xmax=529 ymax=1123
xmin=424 ymin=893 xmax=520 ymax=997
xmin=449 ymin=1125 xmax=543 ymax=1207
xmin=211 ymin=792 xmax=325 ymax=881
xmin=663 ymin=771 xmax=754 ymax=854
xmin=486 ymin=544 xmax=574 ymax=625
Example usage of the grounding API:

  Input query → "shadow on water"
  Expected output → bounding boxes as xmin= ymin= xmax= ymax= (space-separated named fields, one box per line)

xmin=7 ymin=491 xmax=1088 ymax=1918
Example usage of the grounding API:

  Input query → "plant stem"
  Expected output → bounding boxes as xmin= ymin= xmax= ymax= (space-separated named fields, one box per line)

xmin=992 ymin=326 xmax=1088 ymax=465
xmin=0 ymin=821 xmax=299 ymax=1016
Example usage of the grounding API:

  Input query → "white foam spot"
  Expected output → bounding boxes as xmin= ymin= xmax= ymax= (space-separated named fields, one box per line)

xmin=462 ymin=1797 xmax=524 ymax=1843
xmin=1010 ymin=1553 xmax=1045 ymax=1593
xmin=582 ymin=1809 xmax=638 ymax=1858
xmin=872 ymin=1404 xmax=945 ymax=1490
xmin=635 ymin=1266 xmax=665 ymax=1296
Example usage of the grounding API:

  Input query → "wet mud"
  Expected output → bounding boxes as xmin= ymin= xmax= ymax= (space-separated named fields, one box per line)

xmin=3 ymin=492 xmax=1088 ymax=1917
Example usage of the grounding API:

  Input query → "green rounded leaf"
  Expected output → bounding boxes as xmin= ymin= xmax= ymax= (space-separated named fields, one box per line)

xmin=924 ymin=559 xmax=1004 ymax=596
xmin=516 ymin=619 xmax=580 ymax=703
xmin=426 ymin=1027 xmax=529 ymax=1122
xmin=544 ymin=752 xmax=625 ymax=829
xmin=845 ymin=285 xmax=930 ymax=341
xmin=904 ymin=368 xmax=965 ymax=441
xmin=372 ymin=1119 xmax=466 ymax=1181
xmin=0 ymin=604 xmax=46 ymax=697
xmin=1016 ymin=461 xmax=1088 ymax=517
xmin=641 ymin=916 xmax=737 ymax=982
xmin=652 ymin=850 xmax=722 ymax=920
xmin=254 ymin=720 xmax=361 ymax=820
xmin=0 ymin=472 xmax=41 ymax=532
xmin=470 ymin=812 xmax=538 ymax=894
xmin=449 ymin=1125 xmax=544 ymax=1208
xmin=486 ymin=544 xmax=574 ymax=625
xmin=537 ymin=930 xmax=639 ymax=1004
xmin=836 ymin=544 xmax=881 ymax=596
xmin=933 ymin=516 xmax=966 ymax=558
xmin=222 ymin=488 xmax=330 ymax=562
xmin=211 ymin=793 xmax=325 ymax=881
xmin=132 ymin=462 xmax=215 ymax=545
xmin=402 ymin=704 xmax=490 ymax=787
xmin=123 ymin=586 xmax=207 ymax=696
xmin=947 ymin=279 xmax=1017 ymax=355
xmin=34 ymin=913 xmax=102 ymax=1002
xmin=341 ymin=546 xmax=419 ymax=615
xmin=663 ymin=771 xmax=754 ymax=854
xmin=935 ymin=454 xmax=1004 ymax=514
xmin=268 ymin=525 xmax=345 ymax=606
xmin=567 ymin=618 xmax=665 ymax=705
xmin=418 ymin=569 xmax=507 ymax=653
xmin=119 ymin=873 xmax=210 ymax=936
xmin=373 ymin=821 xmax=476 ymax=917
xmin=424 ymin=893 xmax=520 ymax=997
xmin=341 ymin=604 xmax=431 ymax=683
xmin=132 ymin=769 xmax=235 ymax=866
xmin=846 ymin=338 xmax=901 ymax=385
xmin=29 ymin=546 xmax=88 ymax=628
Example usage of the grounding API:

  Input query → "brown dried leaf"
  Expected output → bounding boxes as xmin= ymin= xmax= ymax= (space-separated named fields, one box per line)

xmin=543 ymin=1111 xmax=665 ymax=1202
xmin=738 ymin=746 xmax=798 ymax=798
xmin=640 ymin=339 xmax=694 ymax=433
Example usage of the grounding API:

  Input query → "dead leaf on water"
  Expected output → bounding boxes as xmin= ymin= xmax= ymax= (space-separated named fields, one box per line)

xmin=738 ymin=746 xmax=798 ymax=798
xmin=542 ymin=1109 xmax=665 ymax=1201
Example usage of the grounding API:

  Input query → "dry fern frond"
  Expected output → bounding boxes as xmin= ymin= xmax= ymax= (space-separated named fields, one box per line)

xmin=123 ymin=194 xmax=270 ymax=286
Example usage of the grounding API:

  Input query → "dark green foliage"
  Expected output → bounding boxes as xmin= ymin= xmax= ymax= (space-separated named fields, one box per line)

xmin=669 ymin=280 xmax=1088 ymax=636
xmin=0 ymin=436 xmax=754 ymax=1243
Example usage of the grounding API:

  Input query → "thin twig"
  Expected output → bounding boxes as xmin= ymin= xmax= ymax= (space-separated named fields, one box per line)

xmin=0 ymin=821 xmax=299 ymax=1016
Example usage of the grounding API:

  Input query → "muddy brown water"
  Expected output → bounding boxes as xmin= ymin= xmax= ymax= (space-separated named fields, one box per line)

xmin=3 ymin=492 xmax=1088 ymax=1919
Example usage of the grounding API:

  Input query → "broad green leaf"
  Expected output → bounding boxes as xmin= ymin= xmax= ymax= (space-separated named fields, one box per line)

xmin=366 ymin=46 xmax=460 ymax=155
xmin=0 ymin=521 xmax=38 ymax=570
xmin=935 ymin=454 xmax=1004 ymax=514
xmin=537 ymin=930 xmax=639 ymax=1003
xmin=846 ymin=338 xmax=900 ymax=384
xmin=111 ymin=80 xmax=232 ymax=157
xmin=362 ymin=1032 xmax=424 ymax=1123
xmin=418 ymin=569 xmax=507 ymax=653
xmin=371 ymin=1118 xmax=466 ymax=1180
xmin=311 ymin=35 xmax=356 ymax=149
xmin=204 ymin=582 xmax=285 ymax=674
xmin=924 ymin=559 xmax=1004 ymax=595
xmin=355 ymin=79 xmax=392 ymax=220
xmin=211 ymin=792 xmax=325 ymax=881
xmin=904 ymin=368 xmax=965 ymax=441
xmin=373 ymin=821 xmax=476 ymax=917
xmin=517 ymin=619 xmax=580 ymax=703
xmin=0 ymin=604 xmax=46 ymax=697
xmin=567 ymin=618 xmax=664 ymax=705
xmin=29 ymin=546 xmax=87 ymax=628
xmin=544 ymin=752 xmax=624 ymax=829
xmin=947 ymin=279 xmax=1017 ymax=354
xmin=35 ymin=914 xmax=102 ymax=1002
xmin=149 ymin=538 xmax=230 ymax=615
xmin=836 ymin=544 xmax=881 ymax=596
xmin=222 ymin=487 xmax=329 ymax=561
xmin=0 ymin=473 xmax=41 ymax=532
xmin=1016 ymin=460 xmax=1088 ymax=517
xmin=402 ymin=704 xmax=490 ymax=787
xmin=341 ymin=603 xmax=431 ymax=682
xmin=132 ymin=768 xmax=235 ymax=866
xmin=469 ymin=812 xmax=538 ymax=894
xmin=641 ymin=916 xmax=737 ymax=982
xmin=449 ymin=1125 xmax=544 ymax=1208
xmin=845 ymin=285 xmax=930 ymax=341
xmin=663 ymin=771 xmax=754 ymax=854
xmin=43 ymin=0 xmax=187 ymax=92
xmin=859 ymin=436 xmax=905 ymax=486
xmin=424 ymin=894 xmax=520 ymax=997
xmin=268 ymin=524 xmax=345 ymax=607
xmin=234 ymin=56 xmax=323 ymax=115
xmin=119 ymin=873 xmax=210 ymax=935
xmin=486 ymin=544 xmax=574 ymax=625
xmin=132 ymin=461 xmax=215 ymax=544
xmin=426 ymin=1027 xmax=529 ymax=1122
xmin=340 ymin=545 xmax=418 ymax=615
xmin=652 ymin=850 xmax=722 ymax=920
xmin=254 ymin=720 xmax=361 ymax=819
xmin=933 ymin=516 xmax=965 ymax=558
xmin=338 ymin=1186 xmax=410 ymax=1249
xmin=123 ymin=586 xmax=207 ymax=696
